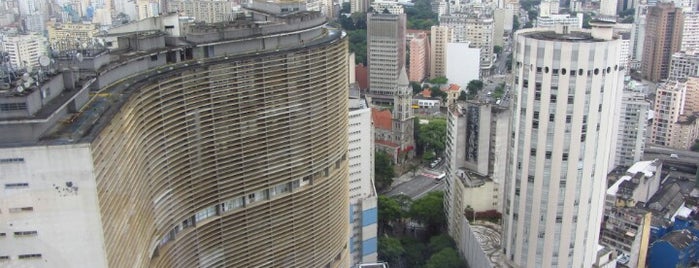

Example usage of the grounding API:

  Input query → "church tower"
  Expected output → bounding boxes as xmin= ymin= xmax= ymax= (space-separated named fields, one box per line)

xmin=392 ymin=67 xmax=415 ymax=161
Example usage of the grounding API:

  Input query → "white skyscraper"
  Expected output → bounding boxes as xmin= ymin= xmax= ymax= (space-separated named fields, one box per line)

xmin=504 ymin=26 xmax=624 ymax=267
xmin=347 ymin=88 xmax=378 ymax=265
xmin=1 ymin=34 xmax=47 ymax=69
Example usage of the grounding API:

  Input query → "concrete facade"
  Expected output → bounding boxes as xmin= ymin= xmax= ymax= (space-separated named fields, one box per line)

xmin=409 ymin=32 xmax=429 ymax=82
xmin=615 ymin=80 xmax=651 ymax=168
xmin=651 ymin=78 xmax=699 ymax=149
xmin=669 ymin=51 xmax=699 ymax=81
xmin=504 ymin=27 xmax=624 ymax=268
xmin=1 ymin=33 xmax=47 ymax=69
xmin=430 ymin=25 xmax=452 ymax=79
xmin=445 ymin=42 xmax=480 ymax=89
xmin=367 ymin=13 xmax=406 ymax=104
xmin=440 ymin=12 xmax=495 ymax=77
xmin=169 ymin=0 xmax=234 ymax=23
xmin=641 ymin=2 xmax=684 ymax=82
xmin=348 ymin=95 xmax=378 ymax=265
xmin=682 ymin=11 xmax=699 ymax=52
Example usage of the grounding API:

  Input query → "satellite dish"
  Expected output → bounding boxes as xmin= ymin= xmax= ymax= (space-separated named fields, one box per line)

xmin=75 ymin=53 xmax=83 ymax=62
xmin=39 ymin=55 xmax=50 ymax=67
xmin=22 ymin=73 xmax=30 ymax=81
xmin=16 ymin=86 xmax=24 ymax=93
xmin=82 ymin=43 xmax=88 ymax=49
xmin=23 ymin=81 xmax=31 ymax=88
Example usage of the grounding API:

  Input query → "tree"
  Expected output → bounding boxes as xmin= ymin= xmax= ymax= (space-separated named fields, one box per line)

xmin=424 ymin=248 xmax=466 ymax=268
xmin=428 ymin=234 xmax=456 ymax=254
xmin=340 ymin=2 xmax=351 ymax=13
xmin=430 ymin=87 xmax=447 ymax=101
xmin=466 ymin=79 xmax=484 ymax=98
xmin=378 ymin=237 xmax=405 ymax=264
xmin=430 ymin=76 xmax=448 ymax=86
xmin=691 ymin=139 xmax=699 ymax=152
xmin=408 ymin=163 xmax=420 ymax=176
xmin=411 ymin=82 xmax=423 ymax=94
xmin=457 ymin=91 xmax=468 ymax=101
xmin=410 ymin=191 xmax=446 ymax=236
xmin=524 ymin=21 xmax=534 ymax=29
xmin=494 ymin=45 xmax=503 ymax=55
xmin=583 ymin=12 xmax=593 ymax=29
xmin=375 ymin=150 xmax=395 ymax=192
xmin=528 ymin=9 xmax=538 ymax=21
xmin=513 ymin=16 xmax=520 ymax=31
xmin=417 ymin=118 xmax=447 ymax=155
xmin=401 ymin=237 xmax=429 ymax=267
xmin=378 ymin=195 xmax=402 ymax=234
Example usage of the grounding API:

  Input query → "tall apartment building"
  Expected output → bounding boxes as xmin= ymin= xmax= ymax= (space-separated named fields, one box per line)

xmin=0 ymin=7 xmax=350 ymax=268
xmin=169 ymin=0 xmax=233 ymax=23
xmin=641 ymin=2 xmax=684 ymax=82
xmin=350 ymin=0 xmax=368 ymax=13
xmin=47 ymin=22 xmax=97 ymax=52
xmin=615 ymin=80 xmax=651 ymax=168
xmin=535 ymin=13 xmax=584 ymax=30
xmin=651 ymin=78 xmax=699 ymax=149
xmin=370 ymin=0 xmax=404 ymax=14
xmin=1 ymin=33 xmax=47 ymax=69
xmin=348 ymin=89 xmax=378 ymax=265
xmin=630 ymin=5 xmax=649 ymax=70
xmin=409 ymin=32 xmax=429 ymax=82
xmin=669 ymin=51 xmax=699 ymax=80
xmin=367 ymin=12 xmax=406 ymax=105
xmin=440 ymin=12 xmax=494 ymax=77
xmin=430 ymin=25 xmax=452 ymax=79
xmin=504 ymin=26 xmax=624 ymax=267
xmin=682 ymin=12 xmax=699 ymax=52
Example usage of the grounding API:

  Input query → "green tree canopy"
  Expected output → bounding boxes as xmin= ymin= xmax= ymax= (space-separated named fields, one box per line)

xmin=424 ymin=248 xmax=466 ymax=268
xmin=430 ymin=87 xmax=447 ymax=101
xmin=410 ymin=191 xmax=446 ymax=235
xmin=416 ymin=118 xmax=447 ymax=155
xmin=466 ymin=79 xmax=484 ymax=98
xmin=378 ymin=195 xmax=402 ymax=234
xmin=428 ymin=234 xmax=456 ymax=254
xmin=375 ymin=150 xmax=395 ymax=192
xmin=401 ymin=237 xmax=429 ymax=267
xmin=457 ymin=91 xmax=468 ymax=101
xmin=340 ymin=2 xmax=350 ymax=13
xmin=378 ymin=237 xmax=405 ymax=264
xmin=430 ymin=76 xmax=448 ymax=85
xmin=691 ymin=139 xmax=699 ymax=152
xmin=494 ymin=45 xmax=503 ymax=55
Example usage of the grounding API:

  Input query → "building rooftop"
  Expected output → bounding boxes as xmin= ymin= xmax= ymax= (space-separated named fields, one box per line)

xmin=522 ymin=29 xmax=607 ymax=42
xmin=661 ymin=229 xmax=699 ymax=250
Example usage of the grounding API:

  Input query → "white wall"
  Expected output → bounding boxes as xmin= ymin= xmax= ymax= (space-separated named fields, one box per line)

xmin=0 ymin=144 xmax=107 ymax=268
xmin=446 ymin=43 xmax=480 ymax=88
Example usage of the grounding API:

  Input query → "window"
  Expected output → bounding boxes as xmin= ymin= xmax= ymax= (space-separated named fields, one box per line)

xmin=9 ymin=207 xmax=33 ymax=213
xmin=0 ymin=256 xmax=8 ymax=260
xmin=5 ymin=183 xmax=28 ymax=189
xmin=0 ymin=102 xmax=27 ymax=111
xmin=18 ymin=254 xmax=41 ymax=259
xmin=14 ymin=231 xmax=37 ymax=237
xmin=0 ymin=158 xmax=24 ymax=164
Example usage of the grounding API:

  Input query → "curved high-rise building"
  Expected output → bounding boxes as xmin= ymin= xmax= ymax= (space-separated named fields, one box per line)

xmin=0 ymin=6 xmax=350 ymax=268
xmin=503 ymin=25 xmax=623 ymax=267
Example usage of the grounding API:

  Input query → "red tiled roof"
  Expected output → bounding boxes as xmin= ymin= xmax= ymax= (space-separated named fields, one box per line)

xmin=447 ymin=84 xmax=461 ymax=92
xmin=372 ymin=108 xmax=393 ymax=131
xmin=421 ymin=89 xmax=432 ymax=98
xmin=376 ymin=139 xmax=400 ymax=148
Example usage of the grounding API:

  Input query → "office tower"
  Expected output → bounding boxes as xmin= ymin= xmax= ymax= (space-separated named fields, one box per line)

xmin=539 ymin=0 xmax=559 ymax=17
xmin=619 ymin=32 xmax=631 ymax=70
xmin=21 ymin=14 xmax=45 ymax=33
xmin=1 ymin=33 xmax=47 ymax=69
xmin=642 ymin=2 xmax=684 ymax=82
xmin=350 ymin=0 xmax=368 ymax=13
xmin=536 ymin=13 xmax=584 ymax=30
xmin=348 ymin=87 xmax=378 ymax=265
xmin=409 ymin=32 xmax=429 ymax=82
xmin=0 ymin=6 xmax=350 ymax=268
xmin=600 ymin=0 xmax=618 ymax=17
xmin=615 ymin=80 xmax=651 ymax=168
xmin=370 ymin=0 xmax=404 ymax=14
xmin=445 ymin=100 xmax=511 ymax=250
xmin=504 ymin=26 xmax=624 ymax=267
xmin=630 ymin=5 xmax=649 ymax=70
xmin=669 ymin=51 xmax=699 ymax=80
xmin=682 ymin=12 xmax=699 ymax=52
xmin=169 ymin=0 xmax=234 ymax=23
xmin=430 ymin=25 xmax=452 ymax=79
xmin=651 ymin=78 xmax=699 ymax=149
xmin=47 ymin=22 xmax=97 ymax=51
xmin=367 ymin=12 xmax=406 ymax=105
xmin=440 ymin=12 xmax=495 ymax=77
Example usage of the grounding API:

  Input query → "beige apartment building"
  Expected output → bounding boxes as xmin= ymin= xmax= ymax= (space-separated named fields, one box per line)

xmin=430 ymin=25 xmax=452 ymax=79
xmin=47 ymin=22 xmax=97 ymax=51
xmin=651 ymin=77 xmax=699 ymax=149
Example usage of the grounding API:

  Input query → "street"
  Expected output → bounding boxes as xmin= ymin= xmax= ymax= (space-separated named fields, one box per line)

xmin=386 ymin=164 xmax=446 ymax=199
